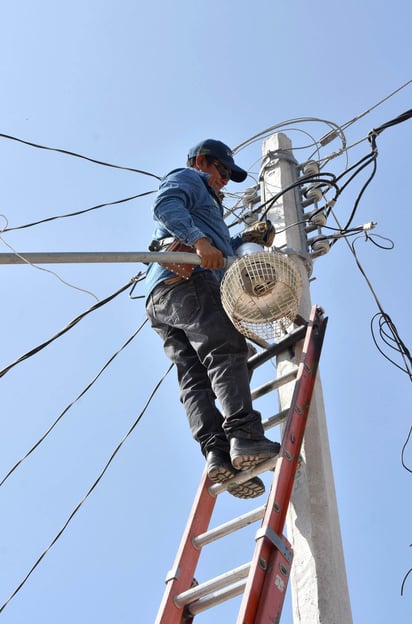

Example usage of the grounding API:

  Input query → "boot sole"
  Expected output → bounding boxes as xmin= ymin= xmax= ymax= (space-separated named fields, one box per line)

xmin=208 ymin=466 xmax=265 ymax=499
xmin=231 ymin=447 xmax=280 ymax=471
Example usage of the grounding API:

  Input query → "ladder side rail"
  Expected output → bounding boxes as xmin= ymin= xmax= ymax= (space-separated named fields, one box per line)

xmin=154 ymin=468 xmax=217 ymax=624
xmin=237 ymin=305 xmax=327 ymax=623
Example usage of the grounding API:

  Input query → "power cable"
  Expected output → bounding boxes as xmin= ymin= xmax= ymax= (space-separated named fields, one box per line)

xmin=0 ymin=362 xmax=173 ymax=615
xmin=370 ymin=312 xmax=412 ymax=379
xmin=0 ymin=132 xmax=162 ymax=179
xmin=0 ymin=319 xmax=148 ymax=488
xmin=0 ymin=226 xmax=100 ymax=301
xmin=328 ymin=156 xmax=377 ymax=243
xmin=233 ymin=116 xmax=346 ymax=156
xmin=401 ymin=543 xmax=412 ymax=596
xmin=259 ymin=173 xmax=339 ymax=220
xmin=0 ymin=273 xmax=146 ymax=379
xmin=0 ymin=190 xmax=157 ymax=233
xmin=401 ymin=426 xmax=412 ymax=475
xmin=340 ymin=230 xmax=411 ymax=380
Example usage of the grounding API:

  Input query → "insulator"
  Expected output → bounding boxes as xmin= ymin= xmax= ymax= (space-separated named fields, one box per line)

xmin=302 ymin=160 xmax=320 ymax=176
xmin=242 ymin=186 xmax=260 ymax=205
xmin=305 ymin=186 xmax=323 ymax=202
xmin=309 ymin=211 xmax=327 ymax=227
xmin=310 ymin=237 xmax=330 ymax=255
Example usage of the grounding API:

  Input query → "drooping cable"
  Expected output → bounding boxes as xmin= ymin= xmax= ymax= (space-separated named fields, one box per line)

xmin=0 ymin=319 xmax=148 ymax=488
xmin=341 ymin=232 xmax=411 ymax=379
xmin=0 ymin=362 xmax=173 ymax=615
xmin=0 ymin=272 xmax=146 ymax=379
xmin=370 ymin=312 xmax=412 ymax=379
xmin=401 ymin=426 xmax=412 ymax=475
xmin=328 ymin=155 xmax=378 ymax=244
xmin=0 ymin=226 xmax=100 ymax=301
xmin=0 ymin=190 xmax=157 ymax=233
xmin=0 ymin=132 xmax=162 ymax=179
xmin=401 ymin=543 xmax=412 ymax=596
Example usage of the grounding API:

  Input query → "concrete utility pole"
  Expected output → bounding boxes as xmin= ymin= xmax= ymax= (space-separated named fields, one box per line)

xmin=261 ymin=133 xmax=353 ymax=623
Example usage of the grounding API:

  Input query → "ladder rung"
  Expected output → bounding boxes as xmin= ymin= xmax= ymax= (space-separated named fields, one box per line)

xmin=247 ymin=324 xmax=307 ymax=372
xmin=193 ymin=505 xmax=265 ymax=549
xmin=262 ymin=408 xmax=288 ymax=431
xmin=251 ymin=367 xmax=298 ymax=400
xmin=174 ymin=562 xmax=250 ymax=608
xmin=182 ymin=578 xmax=248 ymax=616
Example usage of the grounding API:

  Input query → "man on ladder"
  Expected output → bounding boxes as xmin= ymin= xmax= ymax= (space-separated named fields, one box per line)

xmin=145 ymin=138 xmax=280 ymax=499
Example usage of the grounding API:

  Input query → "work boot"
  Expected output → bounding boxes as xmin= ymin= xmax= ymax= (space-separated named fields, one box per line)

xmin=206 ymin=449 xmax=265 ymax=499
xmin=230 ymin=436 xmax=281 ymax=471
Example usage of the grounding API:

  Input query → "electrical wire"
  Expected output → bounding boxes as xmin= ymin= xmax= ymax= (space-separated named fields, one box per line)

xmin=0 ymin=319 xmax=148 ymax=488
xmin=321 ymin=149 xmax=378 ymax=248
xmin=0 ymin=273 xmax=146 ymax=379
xmin=233 ymin=116 xmax=346 ymax=156
xmin=401 ymin=543 xmax=412 ymax=596
xmin=370 ymin=312 xmax=412 ymax=379
xmin=0 ymin=190 xmax=157 ymax=233
xmin=401 ymin=426 xmax=412 ymax=475
xmin=340 ymin=83 xmax=412 ymax=133
xmin=0 ymin=227 xmax=100 ymax=301
xmin=0 ymin=361 xmax=173 ymax=615
xmin=0 ymin=132 xmax=162 ymax=179
xmin=259 ymin=173 xmax=339 ymax=220
xmin=342 ymin=231 xmax=412 ymax=380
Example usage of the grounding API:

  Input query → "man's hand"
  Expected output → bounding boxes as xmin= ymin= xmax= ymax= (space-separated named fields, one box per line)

xmin=193 ymin=237 xmax=225 ymax=270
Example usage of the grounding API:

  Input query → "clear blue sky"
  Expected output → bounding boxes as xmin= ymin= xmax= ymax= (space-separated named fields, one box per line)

xmin=0 ymin=1 xmax=411 ymax=622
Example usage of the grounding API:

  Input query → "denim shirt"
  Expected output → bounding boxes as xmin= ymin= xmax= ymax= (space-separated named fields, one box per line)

xmin=145 ymin=167 xmax=242 ymax=297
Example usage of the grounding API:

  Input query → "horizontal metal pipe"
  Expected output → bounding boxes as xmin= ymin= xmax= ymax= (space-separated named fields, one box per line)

xmin=185 ymin=578 xmax=247 ymax=616
xmin=0 ymin=251 xmax=205 ymax=265
xmin=251 ymin=368 xmax=298 ymax=400
xmin=175 ymin=564 xmax=250 ymax=609
xmin=192 ymin=506 xmax=265 ymax=549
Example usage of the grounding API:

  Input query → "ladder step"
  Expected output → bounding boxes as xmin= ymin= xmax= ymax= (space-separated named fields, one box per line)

xmin=174 ymin=562 xmax=250 ymax=609
xmin=262 ymin=408 xmax=289 ymax=431
xmin=193 ymin=505 xmax=265 ymax=549
xmin=251 ymin=367 xmax=298 ymax=400
xmin=247 ymin=324 xmax=307 ymax=372
xmin=183 ymin=578 xmax=248 ymax=617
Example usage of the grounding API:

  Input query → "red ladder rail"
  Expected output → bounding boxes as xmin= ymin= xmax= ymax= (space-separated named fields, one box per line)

xmin=236 ymin=305 xmax=327 ymax=623
xmin=154 ymin=467 xmax=217 ymax=624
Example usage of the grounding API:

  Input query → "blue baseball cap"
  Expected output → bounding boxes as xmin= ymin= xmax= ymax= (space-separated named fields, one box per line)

xmin=187 ymin=139 xmax=247 ymax=183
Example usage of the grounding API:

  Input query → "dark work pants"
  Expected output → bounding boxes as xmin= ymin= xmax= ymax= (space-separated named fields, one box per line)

xmin=145 ymin=271 xmax=264 ymax=456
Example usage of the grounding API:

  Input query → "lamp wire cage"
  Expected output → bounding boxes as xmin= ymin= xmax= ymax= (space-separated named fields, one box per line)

xmin=220 ymin=250 xmax=303 ymax=341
